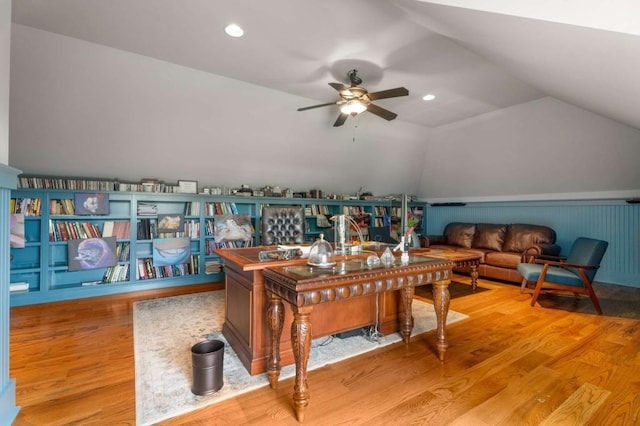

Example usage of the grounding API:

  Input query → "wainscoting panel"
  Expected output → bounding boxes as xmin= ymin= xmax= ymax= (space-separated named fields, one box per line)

xmin=425 ymin=200 xmax=640 ymax=288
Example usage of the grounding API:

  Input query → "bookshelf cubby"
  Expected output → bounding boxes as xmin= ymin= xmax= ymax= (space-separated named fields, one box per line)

xmin=10 ymin=188 xmax=426 ymax=306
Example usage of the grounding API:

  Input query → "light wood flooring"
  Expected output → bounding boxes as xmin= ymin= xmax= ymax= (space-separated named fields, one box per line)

xmin=9 ymin=275 xmax=640 ymax=425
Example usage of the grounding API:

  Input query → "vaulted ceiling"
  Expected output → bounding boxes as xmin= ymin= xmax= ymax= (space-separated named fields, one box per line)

xmin=11 ymin=0 xmax=640 ymax=130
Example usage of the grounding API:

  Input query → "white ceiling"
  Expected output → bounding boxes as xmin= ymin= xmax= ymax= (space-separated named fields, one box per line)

xmin=10 ymin=0 xmax=640 ymax=130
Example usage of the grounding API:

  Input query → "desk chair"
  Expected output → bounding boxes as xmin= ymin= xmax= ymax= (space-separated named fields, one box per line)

xmin=517 ymin=237 xmax=608 ymax=315
xmin=261 ymin=206 xmax=305 ymax=245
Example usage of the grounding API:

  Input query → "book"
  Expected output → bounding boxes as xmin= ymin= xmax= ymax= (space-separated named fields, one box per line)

xmin=10 ymin=282 xmax=29 ymax=292
xmin=103 ymin=221 xmax=115 ymax=237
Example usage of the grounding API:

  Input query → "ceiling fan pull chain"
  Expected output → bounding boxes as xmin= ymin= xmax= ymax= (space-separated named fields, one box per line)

xmin=352 ymin=119 xmax=358 ymax=143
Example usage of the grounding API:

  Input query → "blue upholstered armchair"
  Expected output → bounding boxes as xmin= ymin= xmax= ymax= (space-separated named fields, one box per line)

xmin=517 ymin=237 xmax=608 ymax=315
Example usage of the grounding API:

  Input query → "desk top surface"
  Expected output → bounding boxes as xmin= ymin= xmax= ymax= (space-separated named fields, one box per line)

xmin=276 ymin=255 xmax=448 ymax=280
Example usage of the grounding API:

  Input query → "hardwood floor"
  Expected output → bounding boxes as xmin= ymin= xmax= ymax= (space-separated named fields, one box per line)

xmin=10 ymin=276 xmax=640 ymax=425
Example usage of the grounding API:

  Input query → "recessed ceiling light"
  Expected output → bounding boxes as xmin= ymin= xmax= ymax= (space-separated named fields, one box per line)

xmin=422 ymin=94 xmax=436 ymax=101
xmin=224 ymin=24 xmax=244 ymax=38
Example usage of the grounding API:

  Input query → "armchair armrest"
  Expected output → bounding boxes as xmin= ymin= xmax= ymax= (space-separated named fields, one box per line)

xmin=534 ymin=259 xmax=599 ymax=269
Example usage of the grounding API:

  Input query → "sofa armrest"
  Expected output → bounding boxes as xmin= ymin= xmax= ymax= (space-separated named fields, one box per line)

xmin=424 ymin=235 xmax=446 ymax=246
xmin=521 ymin=243 xmax=562 ymax=262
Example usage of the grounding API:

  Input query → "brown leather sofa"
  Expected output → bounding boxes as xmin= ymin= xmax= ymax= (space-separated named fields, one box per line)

xmin=424 ymin=222 xmax=561 ymax=283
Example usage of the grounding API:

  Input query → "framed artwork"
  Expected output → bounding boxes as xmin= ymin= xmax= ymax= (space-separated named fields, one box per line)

xmin=75 ymin=193 xmax=110 ymax=215
xmin=10 ymin=213 xmax=26 ymax=248
xmin=157 ymin=214 xmax=184 ymax=233
xmin=68 ymin=237 xmax=117 ymax=271
xmin=178 ymin=180 xmax=198 ymax=194
xmin=152 ymin=237 xmax=191 ymax=266
xmin=213 ymin=214 xmax=254 ymax=243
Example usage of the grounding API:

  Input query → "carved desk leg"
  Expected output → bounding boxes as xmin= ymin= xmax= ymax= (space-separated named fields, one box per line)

xmin=432 ymin=279 xmax=451 ymax=362
xmin=266 ymin=291 xmax=284 ymax=389
xmin=470 ymin=263 xmax=479 ymax=292
xmin=291 ymin=305 xmax=314 ymax=423
xmin=399 ymin=286 xmax=415 ymax=344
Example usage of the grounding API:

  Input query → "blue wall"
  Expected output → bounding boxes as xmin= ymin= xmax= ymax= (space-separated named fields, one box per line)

xmin=425 ymin=200 xmax=639 ymax=288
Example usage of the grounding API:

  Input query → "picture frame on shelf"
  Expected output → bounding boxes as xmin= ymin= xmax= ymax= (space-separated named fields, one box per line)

xmin=152 ymin=237 xmax=191 ymax=266
xmin=68 ymin=237 xmax=117 ymax=271
xmin=157 ymin=214 xmax=184 ymax=233
xmin=74 ymin=193 xmax=110 ymax=215
xmin=178 ymin=180 xmax=198 ymax=194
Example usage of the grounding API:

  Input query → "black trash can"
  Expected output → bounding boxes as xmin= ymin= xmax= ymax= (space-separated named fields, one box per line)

xmin=191 ymin=339 xmax=224 ymax=396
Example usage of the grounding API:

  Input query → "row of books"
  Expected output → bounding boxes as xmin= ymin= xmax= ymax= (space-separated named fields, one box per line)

xmin=115 ymin=242 xmax=130 ymax=262
xmin=343 ymin=206 xmax=365 ymax=215
xmin=374 ymin=206 xmax=390 ymax=216
xmin=184 ymin=220 xmax=200 ymax=238
xmin=204 ymin=219 xmax=216 ymax=237
xmin=304 ymin=204 xmax=332 ymax=215
xmin=204 ymin=202 xmax=239 ymax=216
xmin=11 ymin=197 xmax=43 ymax=216
xmin=136 ymin=255 xmax=200 ymax=280
xmin=17 ymin=175 xmax=181 ymax=193
xmin=49 ymin=220 xmax=102 ymax=241
xmin=49 ymin=199 xmax=76 ymax=215
xmin=205 ymin=239 xmax=252 ymax=254
xmin=103 ymin=221 xmax=131 ymax=239
xmin=18 ymin=176 xmax=117 ymax=191
xmin=137 ymin=219 xmax=201 ymax=240
xmin=137 ymin=219 xmax=157 ymax=240
xmin=185 ymin=201 xmax=201 ymax=216
xmin=102 ymin=264 xmax=130 ymax=283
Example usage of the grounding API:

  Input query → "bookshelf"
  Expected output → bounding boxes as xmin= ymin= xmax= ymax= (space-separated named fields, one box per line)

xmin=9 ymin=187 xmax=426 ymax=306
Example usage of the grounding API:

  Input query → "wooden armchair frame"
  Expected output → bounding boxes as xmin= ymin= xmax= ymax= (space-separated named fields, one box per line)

xmin=517 ymin=237 xmax=608 ymax=315
xmin=527 ymin=258 xmax=602 ymax=315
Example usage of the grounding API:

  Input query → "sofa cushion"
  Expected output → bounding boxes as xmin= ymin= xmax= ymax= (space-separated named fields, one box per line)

xmin=502 ymin=224 xmax=556 ymax=253
xmin=443 ymin=222 xmax=476 ymax=248
xmin=484 ymin=251 xmax=523 ymax=269
xmin=472 ymin=223 xmax=507 ymax=252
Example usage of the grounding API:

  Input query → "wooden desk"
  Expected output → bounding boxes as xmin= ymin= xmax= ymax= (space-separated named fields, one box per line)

xmin=215 ymin=246 xmax=426 ymax=375
xmin=263 ymin=255 xmax=453 ymax=422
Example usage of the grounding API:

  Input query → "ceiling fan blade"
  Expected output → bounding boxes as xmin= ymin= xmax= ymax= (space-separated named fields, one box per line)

xmin=333 ymin=113 xmax=349 ymax=127
xmin=328 ymin=82 xmax=349 ymax=92
xmin=366 ymin=103 xmax=398 ymax=121
xmin=297 ymin=101 xmax=338 ymax=112
xmin=367 ymin=87 xmax=409 ymax=101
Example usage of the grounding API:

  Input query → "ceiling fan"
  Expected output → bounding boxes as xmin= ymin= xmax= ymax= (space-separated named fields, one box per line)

xmin=297 ymin=69 xmax=409 ymax=127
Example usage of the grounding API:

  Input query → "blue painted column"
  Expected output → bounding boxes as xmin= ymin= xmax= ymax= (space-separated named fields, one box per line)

xmin=0 ymin=164 xmax=21 ymax=424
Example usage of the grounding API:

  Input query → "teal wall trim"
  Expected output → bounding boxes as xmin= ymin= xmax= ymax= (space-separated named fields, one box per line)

xmin=1 ymin=164 xmax=21 ymax=423
xmin=426 ymin=200 xmax=640 ymax=287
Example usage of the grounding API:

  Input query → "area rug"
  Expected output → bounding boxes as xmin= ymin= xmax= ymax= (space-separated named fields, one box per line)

xmin=414 ymin=280 xmax=490 ymax=301
xmin=133 ymin=290 xmax=468 ymax=425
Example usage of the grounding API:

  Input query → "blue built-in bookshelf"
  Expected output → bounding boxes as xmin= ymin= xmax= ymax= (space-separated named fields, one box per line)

xmin=10 ymin=187 xmax=426 ymax=306
xmin=425 ymin=200 xmax=640 ymax=288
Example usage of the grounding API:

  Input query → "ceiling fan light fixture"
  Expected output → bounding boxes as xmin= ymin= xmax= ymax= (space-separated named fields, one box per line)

xmin=340 ymin=100 xmax=367 ymax=115
xmin=224 ymin=23 xmax=244 ymax=38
